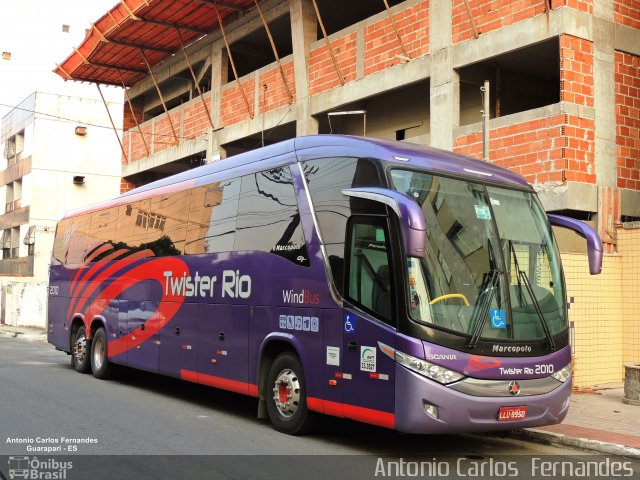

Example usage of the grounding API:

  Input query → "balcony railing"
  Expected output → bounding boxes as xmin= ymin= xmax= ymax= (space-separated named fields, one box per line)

xmin=0 ymin=255 xmax=34 ymax=276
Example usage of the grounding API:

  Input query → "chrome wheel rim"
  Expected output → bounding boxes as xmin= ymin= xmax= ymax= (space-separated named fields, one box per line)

xmin=272 ymin=368 xmax=301 ymax=418
xmin=74 ymin=332 xmax=87 ymax=365
xmin=92 ymin=336 xmax=104 ymax=371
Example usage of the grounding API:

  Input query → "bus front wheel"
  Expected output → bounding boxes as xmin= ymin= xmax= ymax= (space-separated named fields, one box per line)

xmin=90 ymin=327 xmax=112 ymax=379
xmin=266 ymin=352 xmax=313 ymax=435
xmin=71 ymin=325 xmax=91 ymax=374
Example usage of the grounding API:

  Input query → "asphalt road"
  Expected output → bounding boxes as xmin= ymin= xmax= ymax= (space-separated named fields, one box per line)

xmin=1 ymin=336 xmax=638 ymax=480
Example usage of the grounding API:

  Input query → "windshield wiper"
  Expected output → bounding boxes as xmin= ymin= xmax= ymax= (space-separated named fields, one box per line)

xmin=467 ymin=269 xmax=499 ymax=348
xmin=509 ymin=241 xmax=556 ymax=350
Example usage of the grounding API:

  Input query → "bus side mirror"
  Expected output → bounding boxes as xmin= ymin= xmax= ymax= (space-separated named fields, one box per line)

xmin=342 ymin=187 xmax=426 ymax=258
xmin=547 ymin=214 xmax=603 ymax=275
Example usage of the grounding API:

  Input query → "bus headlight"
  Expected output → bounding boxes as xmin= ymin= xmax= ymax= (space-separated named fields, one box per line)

xmin=551 ymin=363 xmax=572 ymax=383
xmin=395 ymin=350 xmax=465 ymax=385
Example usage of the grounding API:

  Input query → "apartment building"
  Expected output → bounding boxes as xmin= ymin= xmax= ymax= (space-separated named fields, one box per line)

xmin=0 ymin=92 xmax=122 ymax=326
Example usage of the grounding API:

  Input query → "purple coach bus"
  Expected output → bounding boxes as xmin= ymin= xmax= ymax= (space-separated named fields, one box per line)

xmin=48 ymin=135 xmax=602 ymax=435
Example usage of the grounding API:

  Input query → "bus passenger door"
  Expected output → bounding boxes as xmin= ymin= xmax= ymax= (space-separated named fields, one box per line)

xmin=159 ymin=303 xmax=198 ymax=378
xmin=341 ymin=217 xmax=397 ymax=429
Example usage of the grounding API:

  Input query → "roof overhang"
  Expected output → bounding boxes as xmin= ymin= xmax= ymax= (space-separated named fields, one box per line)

xmin=55 ymin=0 xmax=254 ymax=87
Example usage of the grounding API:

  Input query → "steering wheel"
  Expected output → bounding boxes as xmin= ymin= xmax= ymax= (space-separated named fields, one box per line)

xmin=429 ymin=293 xmax=470 ymax=306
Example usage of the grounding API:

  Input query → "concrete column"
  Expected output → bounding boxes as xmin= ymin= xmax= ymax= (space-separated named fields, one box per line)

xmin=207 ymin=44 xmax=228 ymax=162
xmin=592 ymin=1 xmax=617 ymax=188
xmin=429 ymin=0 xmax=459 ymax=150
xmin=290 ymin=0 xmax=318 ymax=136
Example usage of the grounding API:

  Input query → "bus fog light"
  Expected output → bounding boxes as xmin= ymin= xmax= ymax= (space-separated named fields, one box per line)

xmin=423 ymin=402 xmax=439 ymax=419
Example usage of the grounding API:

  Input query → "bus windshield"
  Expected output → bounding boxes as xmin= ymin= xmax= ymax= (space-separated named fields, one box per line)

xmin=390 ymin=169 xmax=566 ymax=343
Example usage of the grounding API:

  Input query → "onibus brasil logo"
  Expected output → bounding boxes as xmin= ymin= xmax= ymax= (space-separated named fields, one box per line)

xmin=7 ymin=456 xmax=72 ymax=479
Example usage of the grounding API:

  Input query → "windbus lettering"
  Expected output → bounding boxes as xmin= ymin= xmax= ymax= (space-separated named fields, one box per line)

xmin=282 ymin=289 xmax=320 ymax=305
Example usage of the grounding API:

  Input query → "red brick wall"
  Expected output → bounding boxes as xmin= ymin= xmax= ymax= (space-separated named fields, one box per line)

xmin=153 ymin=112 xmax=181 ymax=153
xmin=452 ymin=1 xmax=592 ymax=44
xmin=129 ymin=125 xmax=152 ymax=163
xmin=454 ymin=114 xmax=595 ymax=184
xmin=258 ymin=62 xmax=296 ymax=114
xmin=364 ymin=1 xmax=429 ymax=76
xmin=615 ymin=51 xmax=640 ymax=190
xmin=555 ymin=0 xmax=593 ymax=13
xmin=220 ymin=78 xmax=256 ymax=126
xmin=308 ymin=33 xmax=357 ymax=96
xmin=614 ymin=0 xmax=640 ymax=30
xmin=452 ymin=0 xmax=545 ymax=44
xmin=560 ymin=35 xmax=594 ymax=107
xmin=183 ymin=98 xmax=212 ymax=139
xmin=123 ymin=102 xmax=143 ymax=131
xmin=120 ymin=178 xmax=138 ymax=194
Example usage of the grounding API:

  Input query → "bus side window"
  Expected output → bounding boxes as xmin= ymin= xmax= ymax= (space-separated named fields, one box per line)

xmin=147 ymin=190 xmax=190 ymax=255
xmin=115 ymin=200 xmax=150 ymax=253
xmin=235 ymin=167 xmax=309 ymax=266
xmin=52 ymin=216 xmax=90 ymax=266
xmin=87 ymin=208 xmax=118 ymax=261
xmin=346 ymin=218 xmax=395 ymax=327
xmin=185 ymin=177 xmax=240 ymax=255
xmin=302 ymin=157 xmax=383 ymax=294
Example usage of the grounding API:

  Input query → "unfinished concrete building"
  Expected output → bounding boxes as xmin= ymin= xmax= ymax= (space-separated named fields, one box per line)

xmin=56 ymin=1 xmax=639 ymax=234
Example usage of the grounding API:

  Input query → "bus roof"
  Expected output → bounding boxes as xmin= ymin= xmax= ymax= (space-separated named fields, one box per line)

xmin=63 ymin=135 xmax=531 ymax=218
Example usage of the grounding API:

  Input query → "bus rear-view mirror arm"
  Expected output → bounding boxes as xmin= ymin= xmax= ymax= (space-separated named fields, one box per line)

xmin=342 ymin=187 xmax=427 ymax=258
xmin=547 ymin=214 xmax=603 ymax=275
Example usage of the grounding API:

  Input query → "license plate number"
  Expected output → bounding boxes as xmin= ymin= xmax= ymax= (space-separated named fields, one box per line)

xmin=498 ymin=406 xmax=527 ymax=421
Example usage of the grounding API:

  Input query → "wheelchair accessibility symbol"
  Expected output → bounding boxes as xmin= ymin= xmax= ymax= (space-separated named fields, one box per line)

xmin=490 ymin=308 xmax=506 ymax=329
xmin=344 ymin=314 xmax=355 ymax=333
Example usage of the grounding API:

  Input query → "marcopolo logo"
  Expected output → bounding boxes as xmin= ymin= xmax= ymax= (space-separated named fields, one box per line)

xmin=8 ymin=456 xmax=73 ymax=479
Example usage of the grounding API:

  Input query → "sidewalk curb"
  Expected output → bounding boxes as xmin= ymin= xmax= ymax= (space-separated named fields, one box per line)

xmin=0 ymin=326 xmax=47 ymax=343
xmin=512 ymin=428 xmax=640 ymax=457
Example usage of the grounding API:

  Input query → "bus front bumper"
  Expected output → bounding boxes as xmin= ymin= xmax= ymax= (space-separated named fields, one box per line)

xmin=394 ymin=365 xmax=571 ymax=434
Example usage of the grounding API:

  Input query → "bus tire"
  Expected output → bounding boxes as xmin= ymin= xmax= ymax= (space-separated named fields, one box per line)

xmin=265 ymin=352 xmax=314 ymax=435
xmin=71 ymin=325 xmax=91 ymax=374
xmin=90 ymin=327 xmax=112 ymax=379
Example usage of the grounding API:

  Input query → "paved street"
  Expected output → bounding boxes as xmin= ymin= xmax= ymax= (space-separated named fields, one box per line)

xmin=1 ymin=336 xmax=638 ymax=479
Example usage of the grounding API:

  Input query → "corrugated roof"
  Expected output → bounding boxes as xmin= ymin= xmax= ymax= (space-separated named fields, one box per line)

xmin=55 ymin=0 xmax=254 ymax=87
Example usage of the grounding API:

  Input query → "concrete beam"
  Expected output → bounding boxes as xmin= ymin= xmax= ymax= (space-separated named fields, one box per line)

xmin=536 ymin=181 xmax=599 ymax=213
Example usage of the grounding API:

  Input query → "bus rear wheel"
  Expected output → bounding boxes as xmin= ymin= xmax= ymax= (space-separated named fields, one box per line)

xmin=265 ymin=352 xmax=313 ymax=435
xmin=71 ymin=325 xmax=91 ymax=374
xmin=90 ymin=327 xmax=112 ymax=379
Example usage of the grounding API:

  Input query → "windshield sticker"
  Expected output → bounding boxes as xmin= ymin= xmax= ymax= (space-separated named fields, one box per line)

xmin=360 ymin=346 xmax=377 ymax=372
xmin=490 ymin=198 xmax=501 ymax=206
xmin=490 ymin=308 xmax=507 ymax=329
xmin=326 ymin=346 xmax=340 ymax=366
xmin=474 ymin=204 xmax=492 ymax=220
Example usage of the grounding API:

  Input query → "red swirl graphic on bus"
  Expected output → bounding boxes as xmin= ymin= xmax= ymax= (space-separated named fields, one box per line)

xmin=71 ymin=255 xmax=189 ymax=358
xmin=466 ymin=355 xmax=502 ymax=372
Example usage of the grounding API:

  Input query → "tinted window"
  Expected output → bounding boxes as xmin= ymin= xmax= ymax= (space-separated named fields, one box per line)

xmin=185 ymin=178 xmax=240 ymax=255
xmin=146 ymin=190 xmax=189 ymax=256
xmin=302 ymin=157 xmax=383 ymax=293
xmin=115 ymin=200 xmax=150 ymax=252
xmin=52 ymin=216 xmax=91 ymax=266
xmin=346 ymin=218 xmax=395 ymax=326
xmin=235 ymin=166 xmax=309 ymax=266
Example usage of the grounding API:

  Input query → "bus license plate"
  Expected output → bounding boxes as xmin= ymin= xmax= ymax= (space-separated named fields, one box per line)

xmin=498 ymin=406 xmax=527 ymax=421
